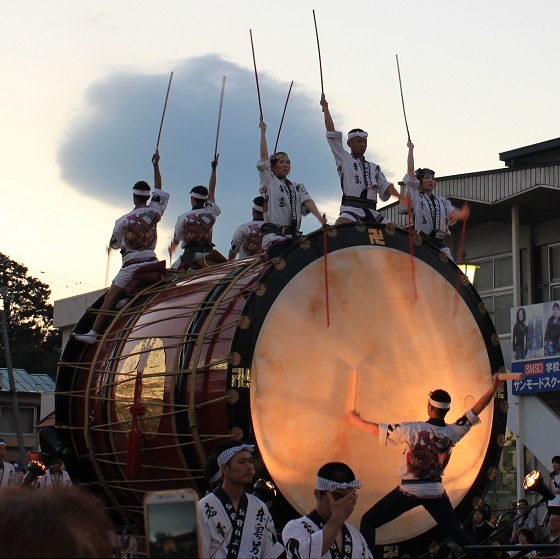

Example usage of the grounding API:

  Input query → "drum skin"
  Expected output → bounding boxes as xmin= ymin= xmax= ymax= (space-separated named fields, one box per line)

xmin=55 ymin=223 xmax=507 ymax=554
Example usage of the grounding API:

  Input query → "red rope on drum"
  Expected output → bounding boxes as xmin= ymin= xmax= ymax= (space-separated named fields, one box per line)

xmin=453 ymin=204 xmax=469 ymax=319
xmin=407 ymin=203 xmax=418 ymax=302
xmin=126 ymin=371 xmax=146 ymax=479
xmin=323 ymin=217 xmax=330 ymax=328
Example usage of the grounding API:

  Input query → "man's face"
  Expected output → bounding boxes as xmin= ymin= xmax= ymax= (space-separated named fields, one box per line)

xmin=552 ymin=461 xmax=560 ymax=473
xmin=554 ymin=306 xmax=559 ymax=318
xmin=549 ymin=514 xmax=560 ymax=534
xmin=347 ymin=137 xmax=367 ymax=157
xmin=0 ymin=445 xmax=6 ymax=460
xmin=222 ymin=451 xmax=254 ymax=486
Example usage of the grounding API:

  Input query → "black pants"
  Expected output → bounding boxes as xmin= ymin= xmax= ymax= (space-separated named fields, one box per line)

xmin=360 ymin=486 xmax=477 ymax=557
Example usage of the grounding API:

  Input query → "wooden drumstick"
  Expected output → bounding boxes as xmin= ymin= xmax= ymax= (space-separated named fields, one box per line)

xmin=495 ymin=372 xmax=524 ymax=381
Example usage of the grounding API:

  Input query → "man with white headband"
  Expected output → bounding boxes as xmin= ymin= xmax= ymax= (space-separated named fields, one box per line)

xmin=228 ymin=195 xmax=265 ymax=260
xmin=257 ymin=118 xmax=326 ymax=259
xmin=349 ymin=375 xmax=503 ymax=556
xmin=283 ymin=462 xmax=371 ymax=559
xmin=320 ymin=95 xmax=406 ymax=225
xmin=198 ymin=440 xmax=284 ymax=559
xmin=0 ymin=440 xmax=16 ymax=487
xmin=169 ymin=156 xmax=226 ymax=270
xmin=73 ymin=150 xmax=170 ymax=344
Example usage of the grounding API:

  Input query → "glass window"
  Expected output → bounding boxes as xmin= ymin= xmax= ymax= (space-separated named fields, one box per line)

xmin=552 ymin=284 xmax=560 ymax=302
xmin=0 ymin=407 xmax=35 ymax=434
xmin=535 ymin=245 xmax=548 ymax=285
xmin=495 ymin=256 xmax=513 ymax=289
xmin=481 ymin=293 xmax=514 ymax=335
xmin=520 ymin=248 xmax=528 ymax=289
xmin=537 ymin=287 xmax=549 ymax=304
xmin=551 ymin=246 xmax=560 ymax=283
xmin=474 ymin=261 xmax=493 ymax=292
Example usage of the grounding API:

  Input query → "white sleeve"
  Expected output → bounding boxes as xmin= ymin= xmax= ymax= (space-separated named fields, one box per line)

xmin=379 ymin=422 xmax=409 ymax=446
xmin=172 ymin=215 xmax=184 ymax=245
xmin=197 ymin=501 xmax=213 ymax=559
xmin=149 ymin=189 xmax=170 ymax=216
xmin=110 ymin=217 xmax=125 ymax=250
xmin=257 ymin=158 xmax=273 ymax=190
xmin=326 ymin=131 xmax=346 ymax=166
xmin=375 ymin=167 xmax=392 ymax=201
xmin=282 ymin=520 xmax=324 ymax=559
xmin=230 ymin=224 xmax=246 ymax=254
xmin=262 ymin=511 xmax=285 ymax=559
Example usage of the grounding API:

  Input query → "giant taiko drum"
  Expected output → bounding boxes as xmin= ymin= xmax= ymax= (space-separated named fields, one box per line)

xmin=55 ymin=222 xmax=507 ymax=553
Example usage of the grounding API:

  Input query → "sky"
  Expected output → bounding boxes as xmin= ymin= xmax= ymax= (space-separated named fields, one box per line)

xmin=2 ymin=0 xmax=560 ymax=303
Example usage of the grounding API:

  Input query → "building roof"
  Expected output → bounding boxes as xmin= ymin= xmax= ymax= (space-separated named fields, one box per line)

xmin=0 ymin=369 xmax=55 ymax=393
xmin=499 ymin=137 xmax=560 ymax=168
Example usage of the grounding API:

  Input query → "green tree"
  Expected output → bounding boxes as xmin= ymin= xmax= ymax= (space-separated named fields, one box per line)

xmin=0 ymin=252 xmax=60 ymax=378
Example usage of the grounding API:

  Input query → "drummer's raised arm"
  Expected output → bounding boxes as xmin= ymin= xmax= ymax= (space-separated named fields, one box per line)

xmin=259 ymin=117 xmax=269 ymax=162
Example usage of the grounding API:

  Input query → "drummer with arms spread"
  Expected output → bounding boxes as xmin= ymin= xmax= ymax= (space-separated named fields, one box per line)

xmin=349 ymin=375 xmax=503 ymax=557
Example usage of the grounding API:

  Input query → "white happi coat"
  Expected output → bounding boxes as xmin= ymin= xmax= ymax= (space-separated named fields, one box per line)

xmin=0 ymin=462 xmax=16 ymax=487
xmin=379 ymin=409 xmax=481 ymax=498
xmin=111 ymin=189 xmax=170 ymax=265
xmin=198 ymin=491 xmax=284 ymax=559
xmin=230 ymin=220 xmax=264 ymax=259
xmin=325 ymin=131 xmax=391 ymax=222
xmin=256 ymin=158 xmax=311 ymax=250
xmin=403 ymin=174 xmax=455 ymax=240
xmin=282 ymin=514 xmax=372 ymax=559
xmin=37 ymin=468 xmax=73 ymax=488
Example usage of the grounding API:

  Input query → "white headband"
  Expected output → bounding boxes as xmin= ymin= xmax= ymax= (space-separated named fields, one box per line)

xmin=428 ymin=396 xmax=451 ymax=409
xmin=190 ymin=191 xmax=208 ymax=201
xmin=347 ymin=130 xmax=368 ymax=140
xmin=217 ymin=444 xmax=255 ymax=466
xmin=209 ymin=470 xmax=223 ymax=484
xmin=253 ymin=202 xmax=264 ymax=212
xmin=316 ymin=476 xmax=362 ymax=491
xmin=132 ymin=188 xmax=150 ymax=196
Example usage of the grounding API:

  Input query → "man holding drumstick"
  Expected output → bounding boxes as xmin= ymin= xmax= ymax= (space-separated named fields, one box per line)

xmin=349 ymin=374 xmax=504 ymax=555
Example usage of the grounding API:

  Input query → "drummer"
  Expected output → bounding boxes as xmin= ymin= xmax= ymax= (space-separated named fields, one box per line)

xmin=320 ymin=94 xmax=407 ymax=225
xmin=402 ymin=140 xmax=469 ymax=259
xmin=349 ymin=375 xmax=503 ymax=556
xmin=257 ymin=117 xmax=326 ymax=259
xmin=228 ymin=195 xmax=266 ymax=261
xmin=169 ymin=156 xmax=225 ymax=270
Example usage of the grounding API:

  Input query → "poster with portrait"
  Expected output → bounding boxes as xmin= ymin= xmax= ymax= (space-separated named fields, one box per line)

xmin=511 ymin=302 xmax=560 ymax=395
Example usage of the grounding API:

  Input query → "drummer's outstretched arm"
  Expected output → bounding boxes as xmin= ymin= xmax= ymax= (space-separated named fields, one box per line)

xmin=303 ymin=200 xmax=327 ymax=225
xmin=348 ymin=411 xmax=379 ymax=436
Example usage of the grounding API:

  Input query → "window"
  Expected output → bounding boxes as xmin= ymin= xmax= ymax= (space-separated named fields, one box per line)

xmin=472 ymin=254 xmax=513 ymax=335
xmin=535 ymin=243 xmax=560 ymax=303
xmin=0 ymin=406 xmax=36 ymax=435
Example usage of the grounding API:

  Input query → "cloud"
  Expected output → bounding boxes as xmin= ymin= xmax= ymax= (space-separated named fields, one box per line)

xmin=58 ymin=54 xmax=347 ymax=255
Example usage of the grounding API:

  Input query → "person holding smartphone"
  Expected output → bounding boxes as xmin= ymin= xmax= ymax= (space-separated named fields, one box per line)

xmin=198 ymin=441 xmax=284 ymax=558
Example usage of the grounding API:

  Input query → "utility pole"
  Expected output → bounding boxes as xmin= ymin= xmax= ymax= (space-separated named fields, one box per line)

xmin=0 ymin=286 xmax=28 ymax=466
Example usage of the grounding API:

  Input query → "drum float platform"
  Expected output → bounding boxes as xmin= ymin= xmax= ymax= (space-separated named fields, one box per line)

xmin=54 ymin=222 xmax=507 ymax=553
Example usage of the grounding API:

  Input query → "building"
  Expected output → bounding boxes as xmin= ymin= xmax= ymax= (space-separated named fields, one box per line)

xmin=382 ymin=136 xmax=560 ymax=506
xmin=0 ymin=368 xmax=56 ymax=461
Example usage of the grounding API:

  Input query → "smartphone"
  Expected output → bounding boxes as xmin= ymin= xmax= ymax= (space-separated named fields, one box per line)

xmin=144 ymin=488 xmax=200 ymax=559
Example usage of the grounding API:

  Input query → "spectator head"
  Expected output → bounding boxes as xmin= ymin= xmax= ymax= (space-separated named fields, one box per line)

xmin=0 ymin=487 xmax=114 ymax=557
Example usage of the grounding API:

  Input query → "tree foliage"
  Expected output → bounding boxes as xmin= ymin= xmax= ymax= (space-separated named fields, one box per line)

xmin=0 ymin=252 xmax=60 ymax=377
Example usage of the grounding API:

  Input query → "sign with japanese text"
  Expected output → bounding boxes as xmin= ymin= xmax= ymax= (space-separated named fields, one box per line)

xmin=511 ymin=302 xmax=560 ymax=395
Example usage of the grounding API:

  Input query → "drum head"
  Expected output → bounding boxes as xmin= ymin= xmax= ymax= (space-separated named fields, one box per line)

xmin=237 ymin=224 xmax=505 ymax=547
